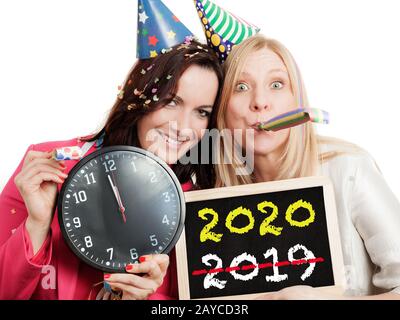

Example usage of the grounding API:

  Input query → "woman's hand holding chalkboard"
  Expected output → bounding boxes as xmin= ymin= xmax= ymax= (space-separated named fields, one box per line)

xmin=255 ymin=285 xmax=340 ymax=300
xmin=104 ymin=254 xmax=169 ymax=300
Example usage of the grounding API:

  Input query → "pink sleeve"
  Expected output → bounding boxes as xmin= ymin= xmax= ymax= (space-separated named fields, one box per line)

xmin=24 ymin=224 xmax=52 ymax=266
xmin=0 ymin=145 xmax=53 ymax=300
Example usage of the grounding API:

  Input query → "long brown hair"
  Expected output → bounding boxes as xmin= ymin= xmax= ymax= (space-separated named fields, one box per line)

xmin=85 ymin=40 xmax=223 ymax=189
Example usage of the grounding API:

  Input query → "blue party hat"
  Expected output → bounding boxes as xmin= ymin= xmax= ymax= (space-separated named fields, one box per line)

xmin=194 ymin=0 xmax=260 ymax=62
xmin=137 ymin=0 xmax=194 ymax=59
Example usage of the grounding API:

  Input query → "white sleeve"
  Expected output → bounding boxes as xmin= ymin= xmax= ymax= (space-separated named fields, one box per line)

xmin=350 ymin=154 xmax=400 ymax=294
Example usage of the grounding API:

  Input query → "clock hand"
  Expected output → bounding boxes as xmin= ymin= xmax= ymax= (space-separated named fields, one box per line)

xmin=114 ymin=183 xmax=127 ymax=224
xmin=107 ymin=174 xmax=127 ymax=223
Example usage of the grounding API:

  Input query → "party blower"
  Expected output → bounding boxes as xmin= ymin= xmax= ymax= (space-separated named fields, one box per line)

xmin=257 ymin=108 xmax=330 ymax=131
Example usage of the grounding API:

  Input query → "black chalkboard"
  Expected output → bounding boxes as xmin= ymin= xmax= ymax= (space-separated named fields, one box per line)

xmin=176 ymin=177 xmax=344 ymax=299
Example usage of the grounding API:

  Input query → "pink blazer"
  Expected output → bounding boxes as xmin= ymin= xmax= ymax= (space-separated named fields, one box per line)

xmin=0 ymin=137 xmax=191 ymax=300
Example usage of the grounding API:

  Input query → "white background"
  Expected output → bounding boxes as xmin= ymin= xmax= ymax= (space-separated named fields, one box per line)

xmin=0 ymin=0 xmax=399 ymax=198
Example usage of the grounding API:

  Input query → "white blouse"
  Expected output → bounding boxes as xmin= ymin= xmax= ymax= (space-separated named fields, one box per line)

xmin=318 ymin=143 xmax=400 ymax=296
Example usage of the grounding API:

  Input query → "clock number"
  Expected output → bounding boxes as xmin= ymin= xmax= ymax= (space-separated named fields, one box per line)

xmin=163 ymin=192 xmax=170 ymax=202
xmin=130 ymin=248 xmax=138 ymax=260
xmin=162 ymin=215 xmax=170 ymax=225
xmin=150 ymin=235 xmax=158 ymax=247
xmin=84 ymin=236 xmax=93 ymax=248
xmin=149 ymin=172 xmax=157 ymax=183
xmin=72 ymin=217 xmax=81 ymax=228
xmin=84 ymin=172 xmax=96 ymax=185
xmin=106 ymin=248 xmax=114 ymax=260
xmin=131 ymin=161 xmax=137 ymax=172
xmin=102 ymin=160 xmax=116 ymax=173
xmin=73 ymin=191 xmax=87 ymax=204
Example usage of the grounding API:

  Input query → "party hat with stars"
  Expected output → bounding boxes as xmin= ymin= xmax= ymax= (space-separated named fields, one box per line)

xmin=137 ymin=0 xmax=194 ymax=59
xmin=194 ymin=0 xmax=260 ymax=62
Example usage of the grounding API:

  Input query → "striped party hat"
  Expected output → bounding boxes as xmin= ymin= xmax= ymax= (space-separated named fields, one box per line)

xmin=137 ymin=0 xmax=194 ymax=59
xmin=194 ymin=0 xmax=260 ymax=62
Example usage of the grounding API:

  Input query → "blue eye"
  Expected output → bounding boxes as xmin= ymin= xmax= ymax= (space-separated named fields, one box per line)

xmin=235 ymin=83 xmax=249 ymax=92
xmin=271 ymin=81 xmax=284 ymax=89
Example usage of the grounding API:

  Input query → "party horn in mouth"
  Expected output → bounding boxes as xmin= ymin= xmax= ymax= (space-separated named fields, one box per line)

xmin=257 ymin=108 xmax=330 ymax=131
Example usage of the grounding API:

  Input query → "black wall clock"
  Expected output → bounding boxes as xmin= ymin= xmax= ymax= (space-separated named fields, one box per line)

xmin=57 ymin=146 xmax=185 ymax=273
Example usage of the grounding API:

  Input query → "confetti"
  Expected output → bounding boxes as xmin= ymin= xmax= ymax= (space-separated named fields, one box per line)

xmin=10 ymin=208 xmax=16 ymax=215
xmin=184 ymin=35 xmax=195 ymax=45
xmin=134 ymin=88 xmax=143 ymax=96
xmin=140 ymin=69 xmax=146 ymax=75
xmin=185 ymin=52 xmax=200 ymax=59
xmin=118 ymin=90 xmax=124 ymax=100
xmin=166 ymin=75 xmax=172 ymax=80
xmin=153 ymin=95 xmax=159 ymax=102
xmin=161 ymin=48 xmax=173 ymax=54
xmin=154 ymin=78 xmax=160 ymax=83
xmin=151 ymin=88 xmax=158 ymax=93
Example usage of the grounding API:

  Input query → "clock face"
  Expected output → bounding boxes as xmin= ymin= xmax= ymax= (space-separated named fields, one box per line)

xmin=57 ymin=146 xmax=185 ymax=273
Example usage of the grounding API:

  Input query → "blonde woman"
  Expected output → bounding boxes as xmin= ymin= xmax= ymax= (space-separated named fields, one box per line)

xmin=215 ymin=34 xmax=400 ymax=299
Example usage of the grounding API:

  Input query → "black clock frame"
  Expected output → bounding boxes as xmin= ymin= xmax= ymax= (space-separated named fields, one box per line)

xmin=57 ymin=145 xmax=186 ymax=273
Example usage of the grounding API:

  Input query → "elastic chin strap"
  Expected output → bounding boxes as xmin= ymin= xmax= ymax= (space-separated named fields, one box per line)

xmin=80 ymin=141 xmax=96 ymax=157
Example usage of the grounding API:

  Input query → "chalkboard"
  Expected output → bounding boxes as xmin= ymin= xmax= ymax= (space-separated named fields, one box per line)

xmin=176 ymin=176 xmax=344 ymax=299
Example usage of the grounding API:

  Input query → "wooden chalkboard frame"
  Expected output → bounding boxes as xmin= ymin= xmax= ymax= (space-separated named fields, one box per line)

xmin=176 ymin=176 xmax=345 ymax=300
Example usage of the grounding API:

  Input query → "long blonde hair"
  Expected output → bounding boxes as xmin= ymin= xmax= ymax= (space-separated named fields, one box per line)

xmin=215 ymin=35 xmax=357 ymax=187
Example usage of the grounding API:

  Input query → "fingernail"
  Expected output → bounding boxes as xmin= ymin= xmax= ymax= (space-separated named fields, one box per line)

xmin=103 ymin=282 xmax=112 ymax=293
xmin=125 ymin=264 xmax=134 ymax=271
xmin=139 ymin=256 xmax=146 ymax=263
xmin=104 ymin=274 xmax=111 ymax=279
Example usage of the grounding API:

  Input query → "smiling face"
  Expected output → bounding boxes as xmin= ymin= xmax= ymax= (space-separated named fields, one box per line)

xmin=137 ymin=65 xmax=219 ymax=164
xmin=225 ymin=47 xmax=296 ymax=157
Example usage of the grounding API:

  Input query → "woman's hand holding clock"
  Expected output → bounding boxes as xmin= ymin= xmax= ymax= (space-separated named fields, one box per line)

xmin=104 ymin=254 xmax=170 ymax=300
xmin=58 ymin=146 xmax=185 ymax=293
